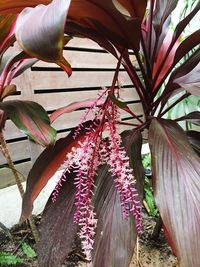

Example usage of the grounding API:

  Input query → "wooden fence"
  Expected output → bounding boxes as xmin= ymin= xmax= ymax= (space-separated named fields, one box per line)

xmin=0 ymin=38 xmax=143 ymax=189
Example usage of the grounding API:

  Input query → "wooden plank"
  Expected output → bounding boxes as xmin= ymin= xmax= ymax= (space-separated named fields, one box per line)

xmin=30 ymin=71 xmax=133 ymax=90
xmin=0 ymin=140 xmax=30 ymax=164
xmin=66 ymin=38 xmax=103 ymax=50
xmin=34 ymin=51 xmax=137 ymax=69
xmin=3 ymin=120 xmax=26 ymax=140
xmin=34 ymin=87 xmax=140 ymax=111
xmin=0 ymin=161 xmax=32 ymax=189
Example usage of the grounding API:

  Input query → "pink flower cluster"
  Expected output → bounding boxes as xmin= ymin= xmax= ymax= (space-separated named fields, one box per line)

xmin=53 ymin=90 xmax=142 ymax=265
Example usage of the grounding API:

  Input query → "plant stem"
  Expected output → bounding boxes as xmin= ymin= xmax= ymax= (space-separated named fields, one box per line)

xmin=0 ymin=131 xmax=39 ymax=243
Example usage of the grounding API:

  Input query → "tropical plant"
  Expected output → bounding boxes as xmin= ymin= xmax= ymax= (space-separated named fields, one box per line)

xmin=0 ymin=1 xmax=200 ymax=267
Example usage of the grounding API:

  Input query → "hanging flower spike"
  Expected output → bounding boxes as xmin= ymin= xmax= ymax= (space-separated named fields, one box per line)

xmin=107 ymin=103 xmax=142 ymax=231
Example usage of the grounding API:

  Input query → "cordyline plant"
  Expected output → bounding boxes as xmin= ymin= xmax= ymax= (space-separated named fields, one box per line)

xmin=0 ymin=0 xmax=200 ymax=267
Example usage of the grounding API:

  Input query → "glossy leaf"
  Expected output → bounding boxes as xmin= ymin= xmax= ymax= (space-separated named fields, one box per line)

xmin=0 ymin=100 xmax=56 ymax=146
xmin=149 ymin=119 xmax=200 ymax=267
xmin=153 ymin=31 xmax=180 ymax=89
xmin=92 ymin=165 xmax=137 ymax=267
xmin=114 ymin=0 xmax=147 ymax=20
xmin=21 ymin=122 xmax=90 ymax=220
xmin=67 ymin=0 xmax=141 ymax=52
xmin=37 ymin=171 xmax=78 ymax=267
xmin=121 ymin=129 xmax=144 ymax=198
xmin=173 ymin=62 xmax=200 ymax=96
xmin=153 ymin=0 xmax=178 ymax=57
xmin=173 ymin=29 xmax=200 ymax=67
xmin=15 ymin=0 xmax=72 ymax=75
xmin=92 ymin=130 xmax=144 ymax=267
xmin=0 ymin=0 xmax=51 ymax=14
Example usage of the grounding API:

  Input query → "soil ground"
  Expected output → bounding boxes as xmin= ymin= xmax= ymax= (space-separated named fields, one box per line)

xmin=0 ymin=211 xmax=177 ymax=267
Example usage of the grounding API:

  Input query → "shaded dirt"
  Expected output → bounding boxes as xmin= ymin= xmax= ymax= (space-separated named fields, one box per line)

xmin=0 ymin=211 xmax=177 ymax=267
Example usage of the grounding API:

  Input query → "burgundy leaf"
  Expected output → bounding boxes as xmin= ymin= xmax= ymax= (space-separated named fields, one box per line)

xmin=121 ymin=129 xmax=144 ymax=199
xmin=152 ymin=0 xmax=178 ymax=57
xmin=149 ymin=119 xmax=200 ymax=267
xmin=0 ymin=14 xmax=16 ymax=50
xmin=1 ymin=84 xmax=16 ymax=100
xmin=0 ymin=100 xmax=56 ymax=146
xmin=50 ymin=98 xmax=104 ymax=123
xmin=92 ymin=130 xmax=144 ymax=267
xmin=173 ymin=62 xmax=200 ymax=96
xmin=172 ymin=1 xmax=200 ymax=44
xmin=113 ymin=0 xmax=147 ymax=20
xmin=21 ymin=122 xmax=91 ymax=220
xmin=37 ymin=171 xmax=78 ymax=267
xmin=0 ymin=0 xmax=51 ymax=14
xmin=153 ymin=31 xmax=180 ymax=89
xmin=15 ymin=0 xmax=72 ymax=76
xmin=175 ymin=111 xmax=200 ymax=125
xmin=11 ymin=58 xmax=38 ymax=80
xmin=92 ymin=165 xmax=137 ymax=267
xmin=173 ymin=29 xmax=200 ymax=67
xmin=186 ymin=130 xmax=200 ymax=157
xmin=67 ymin=0 xmax=141 ymax=52
xmin=0 ymin=50 xmax=30 ymax=96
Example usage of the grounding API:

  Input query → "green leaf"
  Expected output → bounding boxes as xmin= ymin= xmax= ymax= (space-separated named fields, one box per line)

xmin=22 ymin=242 xmax=36 ymax=258
xmin=0 ymin=252 xmax=23 ymax=265
xmin=15 ymin=0 xmax=72 ymax=75
xmin=149 ymin=119 xmax=200 ymax=267
xmin=0 ymin=100 xmax=56 ymax=146
xmin=109 ymin=92 xmax=127 ymax=109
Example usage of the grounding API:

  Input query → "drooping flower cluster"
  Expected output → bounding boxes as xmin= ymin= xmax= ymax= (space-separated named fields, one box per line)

xmin=53 ymin=88 xmax=142 ymax=264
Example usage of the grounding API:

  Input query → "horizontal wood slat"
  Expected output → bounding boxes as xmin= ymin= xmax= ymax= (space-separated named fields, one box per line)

xmin=34 ymin=87 xmax=140 ymax=111
xmin=0 ymin=161 xmax=31 ymax=189
xmin=27 ymin=71 xmax=133 ymax=91
xmin=0 ymin=140 xmax=30 ymax=165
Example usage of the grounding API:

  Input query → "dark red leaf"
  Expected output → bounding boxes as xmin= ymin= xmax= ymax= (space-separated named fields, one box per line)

xmin=92 ymin=165 xmax=137 ymax=267
xmin=92 ymin=130 xmax=144 ymax=267
xmin=37 ymin=171 xmax=78 ymax=267
xmin=173 ymin=29 xmax=200 ymax=67
xmin=172 ymin=1 xmax=200 ymax=44
xmin=152 ymin=0 xmax=178 ymax=57
xmin=0 ymin=100 xmax=56 ymax=146
xmin=173 ymin=62 xmax=200 ymax=96
xmin=0 ymin=14 xmax=16 ymax=50
xmin=15 ymin=0 xmax=72 ymax=76
xmin=149 ymin=119 xmax=200 ymax=267
xmin=121 ymin=129 xmax=144 ymax=199
xmin=186 ymin=130 xmax=200 ymax=157
xmin=113 ymin=0 xmax=147 ymax=20
xmin=68 ymin=0 xmax=141 ymax=52
xmin=175 ymin=111 xmax=200 ymax=125
xmin=153 ymin=31 xmax=180 ymax=89
xmin=21 ymin=123 xmax=90 ymax=220
xmin=0 ymin=0 xmax=51 ymax=14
